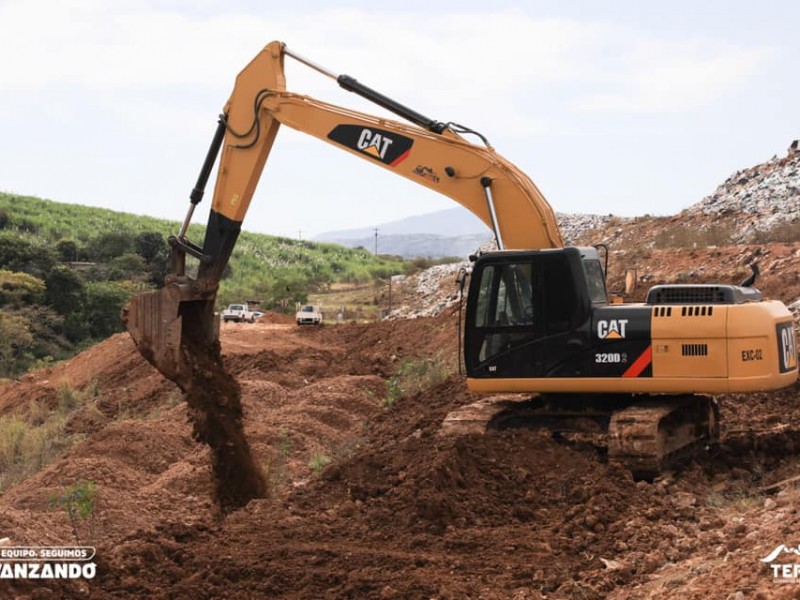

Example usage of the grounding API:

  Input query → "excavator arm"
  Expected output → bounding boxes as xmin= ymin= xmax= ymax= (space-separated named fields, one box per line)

xmin=123 ymin=41 xmax=562 ymax=385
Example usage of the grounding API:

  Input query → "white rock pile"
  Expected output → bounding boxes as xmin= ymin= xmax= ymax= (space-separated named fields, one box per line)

xmin=385 ymin=261 xmax=468 ymax=320
xmin=685 ymin=143 xmax=800 ymax=241
xmin=557 ymin=213 xmax=614 ymax=244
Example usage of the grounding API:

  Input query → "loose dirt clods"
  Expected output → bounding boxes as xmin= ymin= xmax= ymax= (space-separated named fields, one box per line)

xmin=178 ymin=340 xmax=266 ymax=513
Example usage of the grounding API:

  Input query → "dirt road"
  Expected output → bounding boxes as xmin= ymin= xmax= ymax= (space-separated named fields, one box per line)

xmin=2 ymin=309 xmax=800 ymax=598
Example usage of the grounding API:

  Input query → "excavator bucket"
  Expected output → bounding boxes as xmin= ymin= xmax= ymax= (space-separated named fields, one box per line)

xmin=121 ymin=283 xmax=219 ymax=387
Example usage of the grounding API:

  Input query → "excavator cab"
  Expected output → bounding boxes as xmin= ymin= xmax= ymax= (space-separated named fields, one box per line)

xmin=464 ymin=247 xmax=603 ymax=380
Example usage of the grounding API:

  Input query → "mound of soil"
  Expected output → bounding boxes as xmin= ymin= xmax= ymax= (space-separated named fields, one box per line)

xmin=2 ymin=311 xmax=800 ymax=599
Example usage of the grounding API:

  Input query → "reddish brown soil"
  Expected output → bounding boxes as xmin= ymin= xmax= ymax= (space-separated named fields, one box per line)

xmin=1 ymin=278 xmax=800 ymax=598
xmin=179 ymin=340 xmax=266 ymax=513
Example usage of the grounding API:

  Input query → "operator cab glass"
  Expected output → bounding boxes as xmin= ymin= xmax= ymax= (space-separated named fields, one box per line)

xmin=465 ymin=248 xmax=598 ymax=378
xmin=583 ymin=259 xmax=608 ymax=304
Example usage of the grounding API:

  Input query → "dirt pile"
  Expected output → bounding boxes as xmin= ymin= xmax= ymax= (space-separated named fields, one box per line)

xmin=2 ymin=277 xmax=800 ymax=598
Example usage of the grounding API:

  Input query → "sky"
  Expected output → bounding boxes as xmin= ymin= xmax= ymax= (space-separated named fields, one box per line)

xmin=0 ymin=0 xmax=797 ymax=239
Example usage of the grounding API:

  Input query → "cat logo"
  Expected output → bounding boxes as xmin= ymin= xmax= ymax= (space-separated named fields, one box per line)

xmin=597 ymin=319 xmax=628 ymax=340
xmin=777 ymin=322 xmax=798 ymax=373
xmin=327 ymin=124 xmax=413 ymax=167
xmin=357 ymin=128 xmax=393 ymax=160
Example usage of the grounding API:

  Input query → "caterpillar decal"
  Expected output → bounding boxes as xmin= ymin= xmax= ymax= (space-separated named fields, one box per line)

xmin=592 ymin=307 xmax=653 ymax=378
xmin=778 ymin=322 xmax=798 ymax=373
xmin=327 ymin=125 xmax=413 ymax=166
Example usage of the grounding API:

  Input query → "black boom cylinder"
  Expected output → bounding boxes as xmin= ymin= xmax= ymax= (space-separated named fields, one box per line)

xmin=337 ymin=74 xmax=447 ymax=134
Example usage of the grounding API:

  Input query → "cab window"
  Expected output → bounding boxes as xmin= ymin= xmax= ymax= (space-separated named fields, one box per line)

xmin=583 ymin=259 xmax=607 ymax=304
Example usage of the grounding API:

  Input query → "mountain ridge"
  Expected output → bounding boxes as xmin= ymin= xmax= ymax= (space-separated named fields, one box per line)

xmin=316 ymin=139 xmax=799 ymax=258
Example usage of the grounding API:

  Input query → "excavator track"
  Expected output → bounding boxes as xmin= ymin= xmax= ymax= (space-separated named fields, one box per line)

xmin=608 ymin=395 xmax=719 ymax=480
xmin=440 ymin=394 xmax=720 ymax=479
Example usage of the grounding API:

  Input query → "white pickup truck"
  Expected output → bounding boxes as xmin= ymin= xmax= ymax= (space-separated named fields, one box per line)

xmin=222 ymin=303 xmax=257 ymax=323
xmin=295 ymin=303 xmax=323 ymax=325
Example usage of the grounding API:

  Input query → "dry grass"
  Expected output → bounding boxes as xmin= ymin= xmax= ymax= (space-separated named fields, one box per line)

xmin=0 ymin=380 xmax=103 ymax=493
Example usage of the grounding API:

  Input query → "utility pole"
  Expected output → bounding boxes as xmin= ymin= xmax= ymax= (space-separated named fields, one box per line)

xmin=373 ymin=227 xmax=379 ymax=255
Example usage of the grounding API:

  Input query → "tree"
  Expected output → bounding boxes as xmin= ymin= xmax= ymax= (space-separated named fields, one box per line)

xmin=0 ymin=236 xmax=56 ymax=278
xmin=0 ymin=311 xmax=34 ymax=377
xmin=56 ymin=239 xmax=81 ymax=263
xmin=86 ymin=232 xmax=135 ymax=261
xmin=81 ymin=281 xmax=132 ymax=339
xmin=26 ymin=305 xmax=69 ymax=355
xmin=134 ymin=231 xmax=168 ymax=264
xmin=271 ymin=270 xmax=309 ymax=311
xmin=49 ymin=480 xmax=99 ymax=544
xmin=45 ymin=266 xmax=84 ymax=315
xmin=107 ymin=254 xmax=147 ymax=281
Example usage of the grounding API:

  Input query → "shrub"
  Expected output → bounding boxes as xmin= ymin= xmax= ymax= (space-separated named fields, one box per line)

xmin=308 ymin=453 xmax=332 ymax=475
xmin=0 ymin=270 xmax=46 ymax=307
xmin=651 ymin=225 xmax=734 ymax=248
xmin=384 ymin=354 xmax=454 ymax=407
xmin=0 ymin=406 xmax=75 ymax=493
xmin=49 ymin=480 xmax=99 ymax=544
xmin=750 ymin=222 xmax=800 ymax=244
xmin=0 ymin=415 xmax=27 ymax=471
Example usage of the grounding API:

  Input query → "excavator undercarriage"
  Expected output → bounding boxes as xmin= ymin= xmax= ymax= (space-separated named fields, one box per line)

xmin=441 ymin=394 xmax=720 ymax=479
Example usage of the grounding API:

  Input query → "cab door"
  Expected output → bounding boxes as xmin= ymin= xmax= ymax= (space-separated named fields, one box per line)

xmin=464 ymin=249 xmax=593 ymax=380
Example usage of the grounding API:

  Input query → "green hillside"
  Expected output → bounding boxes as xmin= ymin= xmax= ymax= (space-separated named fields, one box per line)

xmin=0 ymin=192 xmax=404 ymax=376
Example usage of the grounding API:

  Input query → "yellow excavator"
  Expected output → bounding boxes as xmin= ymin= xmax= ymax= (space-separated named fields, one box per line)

xmin=123 ymin=41 xmax=798 ymax=478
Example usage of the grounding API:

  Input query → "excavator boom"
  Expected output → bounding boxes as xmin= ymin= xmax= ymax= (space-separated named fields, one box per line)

xmin=123 ymin=41 xmax=563 ymax=383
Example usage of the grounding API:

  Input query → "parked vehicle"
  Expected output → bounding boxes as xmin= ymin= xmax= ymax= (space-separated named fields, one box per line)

xmin=295 ymin=303 xmax=323 ymax=325
xmin=222 ymin=303 xmax=257 ymax=323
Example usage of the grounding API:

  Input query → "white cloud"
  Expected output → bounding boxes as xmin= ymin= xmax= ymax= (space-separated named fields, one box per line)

xmin=1 ymin=2 xmax=772 ymax=127
xmin=578 ymin=36 xmax=774 ymax=112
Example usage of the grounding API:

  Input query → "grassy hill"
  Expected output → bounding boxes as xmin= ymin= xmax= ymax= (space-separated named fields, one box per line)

xmin=0 ymin=192 xmax=404 ymax=376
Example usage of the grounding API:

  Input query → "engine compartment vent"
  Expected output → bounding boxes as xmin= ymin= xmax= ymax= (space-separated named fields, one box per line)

xmin=682 ymin=343 xmax=709 ymax=357
xmin=646 ymin=284 xmax=763 ymax=305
